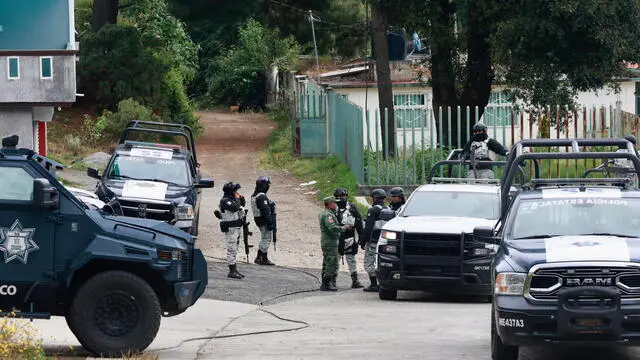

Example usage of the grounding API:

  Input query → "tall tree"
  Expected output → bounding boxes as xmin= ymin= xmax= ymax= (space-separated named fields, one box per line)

xmin=92 ymin=0 xmax=119 ymax=31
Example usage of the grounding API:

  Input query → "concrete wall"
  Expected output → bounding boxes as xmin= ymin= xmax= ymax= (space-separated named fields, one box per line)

xmin=0 ymin=0 xmax=73 ymax=50
xmin=0 ymin=109 xmax=36 ymax=149
xmin=0 ymin=55 xmax=76 ymax=103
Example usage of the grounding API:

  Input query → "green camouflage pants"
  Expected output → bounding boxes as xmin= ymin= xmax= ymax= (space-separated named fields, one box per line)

xmin=363 ymin=242 xmax=377 ymax=277
xmin=258 ymin=225 xmax=273 ymax=252
xmin=321 ymin=242 xmax=339 ymax=279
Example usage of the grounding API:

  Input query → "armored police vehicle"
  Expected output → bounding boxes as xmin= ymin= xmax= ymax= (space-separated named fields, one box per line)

xmin=88 ymin=121 xmax=213 ymax=235
xmin=473 ymin=138 xmax=640 ymax=360
xmin=376 ymin=157 xmax=524 ymax=301
xmin=0 ymin=145 xmax=208 ymax=357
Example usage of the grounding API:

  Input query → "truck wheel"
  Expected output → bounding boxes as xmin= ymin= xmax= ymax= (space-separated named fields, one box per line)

xmin=378 ymin=287 xmax=398 ymax=300
xmin=491 ymin=309 xmax=518 ymax=360
xmin=67 ymin=271 xmax=161 ymax=357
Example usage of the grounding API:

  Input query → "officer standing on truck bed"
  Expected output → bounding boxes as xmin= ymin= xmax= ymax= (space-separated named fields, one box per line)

xmin=461 ymin=123 xmax=508 ymax=179
xmin=334 ymin=188 xmax=364 ymax=289
xmin=614 ymin=134 xmax=639 ymax=185
xmin=251 ymin=176 xmax=276 ymax=266
xmin=360 ymin=188 xmax=395 ymax=292
xmin=217 ymin=182 xmax=246 ymax=279
xmin=319 ymin=196 xmax=352 ymax=291
xmin=389 ymin=187 xmax=406 ymax=213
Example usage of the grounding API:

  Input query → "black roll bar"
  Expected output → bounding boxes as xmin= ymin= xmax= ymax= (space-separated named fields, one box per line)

xmin=126 ymin=120 xmax=196 ymax=158
xmin=118 ymin=127 xmax=198 ymax=165
xmin=427 ymin=159 xmax=526 ymax=186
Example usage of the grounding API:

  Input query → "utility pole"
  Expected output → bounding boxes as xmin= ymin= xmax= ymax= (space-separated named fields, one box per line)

xmin=309 ymin=10 xmax=320 ymax=79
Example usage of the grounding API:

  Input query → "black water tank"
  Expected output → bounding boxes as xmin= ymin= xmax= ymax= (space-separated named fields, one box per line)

xmin=370 ymin=29 xmax=407 ymax=61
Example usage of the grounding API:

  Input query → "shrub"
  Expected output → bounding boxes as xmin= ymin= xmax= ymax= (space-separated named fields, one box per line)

xmin=0 ymin=313 xmax=46 ymax=359
xmin=64 ymin=134 xmax=83 ymax=156
xmin=101 ymin=98 xmax=162 ymax=138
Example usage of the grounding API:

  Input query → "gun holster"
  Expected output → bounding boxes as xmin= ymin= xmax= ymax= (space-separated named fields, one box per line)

xmin=220 ymin=222 xmax=229 ymax=233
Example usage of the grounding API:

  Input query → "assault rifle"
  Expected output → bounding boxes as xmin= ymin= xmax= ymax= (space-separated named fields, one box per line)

xmin=270 ymin=202 xmax=277 ymax=251
xmin=242 ymin=209 xmax=254 ymax=263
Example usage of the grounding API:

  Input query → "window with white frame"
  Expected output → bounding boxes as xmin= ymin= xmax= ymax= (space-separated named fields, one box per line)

xmin=40 ymin=57 xmax=53 ymax=79
xmin=394 ymin=93 xmax=429 ymax=128
xmin=483 ymin=91 xmax=517 ymax=126
xmin=7 ymin=57 xmax=19 ymax=80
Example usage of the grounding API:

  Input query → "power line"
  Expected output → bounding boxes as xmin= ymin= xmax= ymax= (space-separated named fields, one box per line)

xmin=266 ymin=0 xmax=366 ymax=29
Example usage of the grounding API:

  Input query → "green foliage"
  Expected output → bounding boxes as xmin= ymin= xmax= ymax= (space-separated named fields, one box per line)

xmin=261 ymin=109 xmax=361 ymax=206
xmin=82 ymin=114 xmax=106 ymax=142
xmin=99 ymin=98 xmax=162 ymax=138
xmin=207 ymin=19 xmax=300 ymax=106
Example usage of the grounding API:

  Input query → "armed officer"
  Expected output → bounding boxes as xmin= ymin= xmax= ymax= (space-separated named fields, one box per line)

xmin=360 ymin=188 xmax=396 ymax=292
xmin=319 ymin=196 xmax=352 ymax=291
xmin=218 ymin=182 xmax=246 ymax=279
xmin=614 ymin=134 xmax=639 ymax=185
xmin=389 ymin=187 xmax=406 ymax=213
xmin=461 ymin=123 xmax=508 ymax=179
xmin=251 ymin=176 xmax=276 ymax=266
xmin=1 ymin=134 xmax=18 ymax=150
xmin=334 ymin=188 xmax=364 ymax=289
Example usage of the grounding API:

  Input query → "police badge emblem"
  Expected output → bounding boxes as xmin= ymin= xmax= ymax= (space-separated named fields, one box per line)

xmin=0 ymin=219 xmax=39 ymax=264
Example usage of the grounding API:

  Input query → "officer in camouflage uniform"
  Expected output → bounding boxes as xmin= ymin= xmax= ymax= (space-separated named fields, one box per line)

xmin=389 ymin=187 xmax=406 ymax=213
xmin=218 ymin=182 xmax=246 ymax=279
xmin=334 ymin=188 xmax=364 ymax=288
xmin=251 ymin=176 xmax=276 ymax=265
xmin=360 ymin=188 xmax=395 ymax=292
xmin=319 ymin=196 xmax=351 ymax=291
xmin=461 ymin=123 xmax=508 ymax=179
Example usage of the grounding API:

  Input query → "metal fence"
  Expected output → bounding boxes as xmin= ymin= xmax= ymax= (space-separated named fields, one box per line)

xmin=282 ymin=75 xmax=628 ymax=186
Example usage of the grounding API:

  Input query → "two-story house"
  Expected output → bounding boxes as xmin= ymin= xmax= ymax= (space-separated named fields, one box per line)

xmin=0 ymin=0 xmax=77 ymax=155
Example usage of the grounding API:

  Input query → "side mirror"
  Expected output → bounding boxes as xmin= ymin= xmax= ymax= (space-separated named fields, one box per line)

xmin=473 ymin=226 xmax=500 ymax=245
xmin=87 ymin=167 xmax=100 ymax=179
xmin=33 ymin=179 xmax=59 ymax=209
xmin=196 ymin=178 xmax=214 ymax=189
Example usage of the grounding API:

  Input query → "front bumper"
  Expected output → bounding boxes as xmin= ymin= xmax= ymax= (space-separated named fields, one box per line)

xmin=495 ymin=287 xmax=640 ymax=346
xmin=166 ymin=249 xmax=208 ymax=316
xmin=377 ymin=252 xmax=492 ymax=296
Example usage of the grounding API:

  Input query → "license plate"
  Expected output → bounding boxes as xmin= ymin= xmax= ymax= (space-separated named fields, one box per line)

xmin=574 ymin=318 xmax=605 ymax=327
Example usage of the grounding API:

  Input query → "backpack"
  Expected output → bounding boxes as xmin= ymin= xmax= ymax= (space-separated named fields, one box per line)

xmin=471 ymin=139 xmax=490 ymax=160
xmin=337 ymin=203 xmax=356 ymax=226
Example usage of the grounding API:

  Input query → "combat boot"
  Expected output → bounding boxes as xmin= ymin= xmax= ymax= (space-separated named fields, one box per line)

xmin=320 ymin=277 xmax=337 ymax=291
xmin=331 ymin=274 xmax=337 ymax=288
xmin=227 ymin=264 xmax=243 ymax=279
xmin=350 ymin=272 xmax=364 ymax=288
xmin=261 ymin=251 xmax=275 ymax=266
xmin=254 ymin=250 xmax=264 ymax=265
xmin=363 ymin=276 xmax=378 ymax=292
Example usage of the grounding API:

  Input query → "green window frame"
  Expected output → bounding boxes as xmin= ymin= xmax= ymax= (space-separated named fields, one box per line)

xmin=484 ymin=91 xmax=517 ymax=126
xmin=394 ymin=93 xmax=428 ymax=129
xmin=40 ymin=57 xmax=52 ymax=79
xmin=7 ymin=57 xmax=19 ymax=79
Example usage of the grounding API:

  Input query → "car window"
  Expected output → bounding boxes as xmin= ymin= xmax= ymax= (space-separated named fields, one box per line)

xmin=107 ymin=153 xmax=190 ymax=186
xmin=511 ymin=197 xmax=640 ymax=239
xmin=0 ymin=167 xmax=34 ymax=201
xmin=401 ymin=191 xmax=500 ymax=219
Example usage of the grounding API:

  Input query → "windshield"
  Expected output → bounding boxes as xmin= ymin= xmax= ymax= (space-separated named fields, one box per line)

xmin=511 ymin=197 xmax=640 ymax=239
xmin=401 ymin=191 xmax=500 ymax=219
xmin=107 ymin=153 xmax=189 ymax=186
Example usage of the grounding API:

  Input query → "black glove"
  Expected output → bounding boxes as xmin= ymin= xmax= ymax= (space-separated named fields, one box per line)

xmin=239 ymin=196 xmax=246 ymax=207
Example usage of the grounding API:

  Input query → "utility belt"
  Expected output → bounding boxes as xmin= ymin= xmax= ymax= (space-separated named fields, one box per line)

xmin=220 ymin=218 xmax=243 ymax=233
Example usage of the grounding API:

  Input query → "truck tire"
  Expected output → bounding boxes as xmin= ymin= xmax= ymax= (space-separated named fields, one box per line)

xmin=378 ymin=287 xmax=398 ymax=300
xmin=491 ymin=308 xmax=518 ymax=360
xmin=67 ymin=271 xmax=161 ymax=357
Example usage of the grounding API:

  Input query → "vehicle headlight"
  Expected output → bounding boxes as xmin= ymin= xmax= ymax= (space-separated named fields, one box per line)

xmin=378 ymin=231 xmax=398 ymax=253
xmin=495 ymin=272 xmax=526 ymax=296
xmin=176 ymin=204 xmax=194 ymax=220
xmin=380 ymin=230 xmax=397 ymax=240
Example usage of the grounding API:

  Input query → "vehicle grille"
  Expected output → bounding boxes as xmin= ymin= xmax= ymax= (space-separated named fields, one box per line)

xmin=178 ymin=250 xmax=192 ymax=279
xmin=401 ymin=233 xmax=464 ymax=278
xmin=117 ymin=198 xmax=174 ymax=222
xmin=527 ymin=266 xmax=640 ymax=301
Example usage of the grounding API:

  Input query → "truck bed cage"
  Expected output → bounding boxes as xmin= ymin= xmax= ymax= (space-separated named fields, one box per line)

xmin=0 ymin=148 xmax=64 ymax=176
xmin=500 ymin=138 xmax=640 ymax=215
xmin=118 ymin=123 xmax=198 ymax=166
xmin=427 ymin=159 xmax=526 ymax=186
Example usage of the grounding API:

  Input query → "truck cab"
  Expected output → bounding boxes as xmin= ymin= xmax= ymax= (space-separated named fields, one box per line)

xmin=474 ymin=138 xmax=640 ymax=360
xmin=88 ymin=121 xmax=214 ymax=235
xmin=0 ymin=146 xmax=208 ymax=357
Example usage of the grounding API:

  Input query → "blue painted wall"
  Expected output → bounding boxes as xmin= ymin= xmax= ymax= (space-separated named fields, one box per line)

xmin=0 ymin=0 xmax=71 ymax=50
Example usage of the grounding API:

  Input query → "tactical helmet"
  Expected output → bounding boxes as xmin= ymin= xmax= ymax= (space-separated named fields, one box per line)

xmin=223 ymin=181 xmax=240 ymax=195
xmin=371 ymin=188 xmax=386 ymax=199
xmin=334 ymin=187 xmax=348 ymax=197
xmin=389 ymin=187 xmax=404 ymax=197
xmin=472 ymin=123 xmax=487 ymax=132
xmin=625 ymin=134 xmax=637 ymax=145
xmin=256 ymin=176 xmax=271 ymax=186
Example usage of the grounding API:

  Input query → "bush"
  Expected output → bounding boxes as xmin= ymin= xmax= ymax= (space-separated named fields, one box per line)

xmin=101 ymin=98 xmax=162 ymax=138
xmin=0 ymin=313 xmax=46 ymax=359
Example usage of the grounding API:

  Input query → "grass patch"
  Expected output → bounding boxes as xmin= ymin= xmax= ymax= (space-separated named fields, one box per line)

xmin=261 ymin=108 xmax=365 ymax=212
